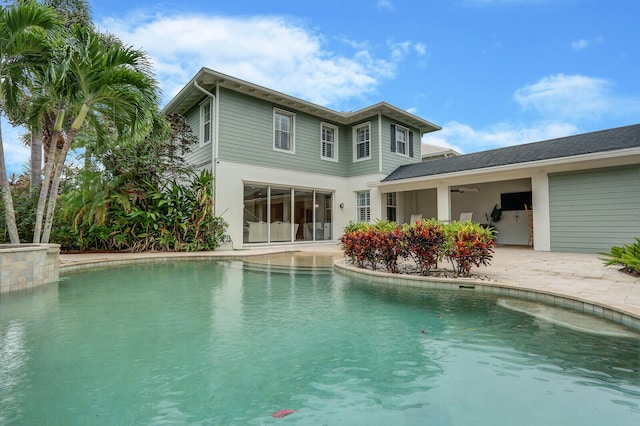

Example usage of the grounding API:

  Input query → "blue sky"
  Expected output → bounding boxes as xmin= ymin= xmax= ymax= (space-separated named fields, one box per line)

xmin=3 ymin=0 xmax=639 ymax=175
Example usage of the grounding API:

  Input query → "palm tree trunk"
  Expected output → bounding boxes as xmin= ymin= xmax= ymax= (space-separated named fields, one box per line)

xmin=33 ymin=129 xmax=59 ymax=243
xmin=40 ymin=132 xmax=75 ymax=243
xmin=0 ymin=120 xmax=20 ymax=243
xmin=40 ymin=105 xmax=88 ymax=243
xmin=30 ymin=128 xmax=43 ymax=193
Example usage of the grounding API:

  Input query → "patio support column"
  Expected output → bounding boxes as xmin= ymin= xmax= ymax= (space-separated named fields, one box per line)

xmin=531 ymin=173 xmax=551 ymax=251
xmin=436 ymin=183 xmax=451 ymax=222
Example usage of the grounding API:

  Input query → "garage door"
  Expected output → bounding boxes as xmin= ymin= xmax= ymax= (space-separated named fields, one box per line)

xmin=549 ymin=165 xmax=640 ymax=253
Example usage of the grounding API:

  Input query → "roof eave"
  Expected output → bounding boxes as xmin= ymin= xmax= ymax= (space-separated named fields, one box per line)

xmin=163 ymin=69 xmax=441 ymax=132
xmin=375 ymin=146 xmax=640 ymax=187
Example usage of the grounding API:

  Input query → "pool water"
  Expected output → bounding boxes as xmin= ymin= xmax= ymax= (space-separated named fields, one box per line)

xmin=1 ymin=260 xmax=639 ymax=425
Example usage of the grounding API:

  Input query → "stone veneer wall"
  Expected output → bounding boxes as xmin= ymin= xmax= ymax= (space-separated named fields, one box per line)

xmin=0 ymin=244 xmax=60 ymax=293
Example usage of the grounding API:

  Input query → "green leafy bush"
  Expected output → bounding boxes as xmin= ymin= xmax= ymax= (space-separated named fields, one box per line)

xmin=403 ymin=219 xmax=446 ymax=275
xmin=600 ymin=238 xmax=640 ymax=276
xmin=0 ymin=185 xmax=39 ymax=243
xmin=340 ymin=220 xmax=496 ymax=277
xmin=444 ymin=221 xmax=496 ymax=277
xmin=57 ymin=169 xmax=229 ymax=252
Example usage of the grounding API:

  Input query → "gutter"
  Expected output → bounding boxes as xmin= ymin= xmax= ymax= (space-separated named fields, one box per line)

xmin=373 ymin=146 xmax=640 ymax=188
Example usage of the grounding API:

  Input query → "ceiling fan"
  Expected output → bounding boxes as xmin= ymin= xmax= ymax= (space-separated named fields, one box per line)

xmin=451 ymin=187 xmax=479 ymax=193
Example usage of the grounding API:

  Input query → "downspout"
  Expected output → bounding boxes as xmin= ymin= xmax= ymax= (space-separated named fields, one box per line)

xmin=193 ymin=80 xmax=218 ymax=216
xmin=378 ymin=113 xmax=383 ymax=173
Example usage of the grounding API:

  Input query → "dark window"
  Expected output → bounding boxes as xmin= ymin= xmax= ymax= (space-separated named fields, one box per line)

xmin=500 ymin=191 xmax=532 ymax=211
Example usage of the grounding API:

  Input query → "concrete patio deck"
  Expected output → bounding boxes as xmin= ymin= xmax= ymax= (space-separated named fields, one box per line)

xmin=59 ymin=244 xmax=640 ymax=327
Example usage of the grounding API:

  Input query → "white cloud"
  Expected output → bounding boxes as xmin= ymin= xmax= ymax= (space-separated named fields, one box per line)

xmin=513 ymin=73 xmax=640 ymax=121
xmin=422 ymin=120 xmax=578 ymax=154
xmin=377 ymin=0 xmax=394 ymax=11
xmin=571 ymin=39 xmax=589 ymax=51
xmin=99 ymin=13 xmax=401 ymax=108
xmin=571 ymin=36 xmax=603 ymax=51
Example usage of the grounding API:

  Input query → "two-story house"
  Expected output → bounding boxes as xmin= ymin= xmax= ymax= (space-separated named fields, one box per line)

xmin=164 ymin=68 xmax=441 ymax=248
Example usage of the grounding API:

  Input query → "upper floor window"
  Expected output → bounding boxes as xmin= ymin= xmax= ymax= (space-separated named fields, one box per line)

xmin=321 ymin=123 xmax=338 ymax=161
xmin=200 ymin=99 xmax=212 ymax=146
xmin=395 ymin=126 xmax=408 ymax=156
xmin=390 ymin=124 xmax=414 ymax=158
xmin=353 ymin=122 xmax=371 ymax=161
xmin=274 ymin=109 xmax=295 ymax=153
xmin=356 ymin=190 xmax=371 ymax=222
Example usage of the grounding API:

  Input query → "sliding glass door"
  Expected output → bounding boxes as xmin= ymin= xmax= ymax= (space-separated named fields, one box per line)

xmin=243 ymin=184 xmax=333 ymax=244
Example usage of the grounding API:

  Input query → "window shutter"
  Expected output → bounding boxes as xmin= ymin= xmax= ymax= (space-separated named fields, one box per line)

xmin=390 ymin=124 xmax=396 ymax=152
xmin=409 ymin=131 xmax=414 ymax=158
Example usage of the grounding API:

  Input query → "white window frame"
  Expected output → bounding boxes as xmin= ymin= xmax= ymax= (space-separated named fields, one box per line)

xmin=395 ymin=125 xmax=409 ymax=157
xmin=386 ymin=192 xmax=397 ymax=222
xmin=199 ymin=98 xmax=212 ymax=147
xmin=356 ymin=190 xmax=371 ymax=223
xmin=273 ymin=108 xmax=295 ymax=154
xmin=321 ymin=122 xmax=339 ymax=162
xmin=353 ymin=122 xmax=371 ymax=162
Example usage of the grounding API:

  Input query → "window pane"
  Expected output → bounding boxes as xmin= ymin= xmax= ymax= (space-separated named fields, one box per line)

xmin=270 ymin=188 xmax=292 ymax=242
xmin=356 ymin=191 xmax=370 ymax=222
xmin=295 ymin=190 xmax=314 ymax=241
xmin=244 ymin=185 xmax=268 ymax=243
xmin=356 ymin=125 xmax=370 ymax=159
xmin=315 ymin=192 xmax=332 ymax=241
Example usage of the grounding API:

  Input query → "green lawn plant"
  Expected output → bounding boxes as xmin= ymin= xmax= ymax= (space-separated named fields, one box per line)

xmin=600 ymin=238 xmax=640 ymax=277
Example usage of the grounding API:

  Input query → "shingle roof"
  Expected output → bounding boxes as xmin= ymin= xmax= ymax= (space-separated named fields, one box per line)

xmin=383 ymin=123 xmax=640 ymax=182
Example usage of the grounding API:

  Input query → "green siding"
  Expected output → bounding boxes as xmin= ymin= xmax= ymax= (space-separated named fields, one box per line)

xmin=380 ymin=116 xmax=422 ymax=175
xmin=549 ymin=165 xmax=640 ymax=253
xmin=217 ymin=88 xmax=348 ymax=177
xmin=346 ymin=117 xmax=380 ymax=177
xmin=183 ymin=99 xmax=213 ymax=170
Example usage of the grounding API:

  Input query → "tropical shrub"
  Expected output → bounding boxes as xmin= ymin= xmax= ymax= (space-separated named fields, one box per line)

xmin=0 ymin=183 xmax=38 ymax=243
xmin=57 ymin=170 xmax=229 ymax=252
xmin=600 ymin=238 xmax=640 ymax=276
xmin=371 ymin=226 xmax=405 ymax=273
xmin=444 ymin=221 xmax=496 ymax=277
xmin=340 ymin=228 xmax=377 ymax=269
xmin=340 ymin=220 xmax=496 ymax=277
xmin=403 ymin=219 xmax=446 ymax=275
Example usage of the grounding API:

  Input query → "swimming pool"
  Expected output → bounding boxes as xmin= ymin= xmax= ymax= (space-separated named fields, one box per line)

xmin=1 ymin=260 xmax=639 ymax=424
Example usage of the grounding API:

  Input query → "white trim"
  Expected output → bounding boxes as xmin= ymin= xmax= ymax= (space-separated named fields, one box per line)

xmin=373 ymin=147 xmax=640 ymax=188
xmin=355 ymin=190 xmax=371 ymax=222
xmin=353 ymin=122 xmax=372 ymax=162
xmin=320 ymin=122 xmax=339 ymax=162
xmin=199 ymin=98 xmax=212 ymax=147
xmin=273 ymin=108 xmax=296 ymax=154
xmin=394 ymin=124 xmax=410 ymax=157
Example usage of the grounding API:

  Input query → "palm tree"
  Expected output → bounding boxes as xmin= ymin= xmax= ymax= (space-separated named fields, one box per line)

xmin=27 ymin=1 xmax=93 ymax=191
xmin=0 ymin=1 xmax=59 ymax=243
xmin=30 ymin=24 xmax=159 ymax=243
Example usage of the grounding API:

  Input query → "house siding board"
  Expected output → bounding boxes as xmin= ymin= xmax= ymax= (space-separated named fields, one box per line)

xmin=549 ymin=165 xmax=640 ymax=253
xmin=183 ymin=102 xmax=212 ymax=169
xmin=347 ymin=117 xmax=380 ymax=177
xmin=217 ymin=88 xmax=347 ymax=176
xmin=380 ymin=116 xmax=422 ymax=175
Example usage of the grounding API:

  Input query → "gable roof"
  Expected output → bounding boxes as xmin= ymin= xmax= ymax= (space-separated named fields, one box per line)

xmin=383 ymin=123 xmax=640 ymax=182
xmin=164 ymin=68 xmax=441 ymax=135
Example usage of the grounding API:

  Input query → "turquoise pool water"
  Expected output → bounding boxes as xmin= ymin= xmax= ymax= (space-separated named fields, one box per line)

xmin=1 ymin=260 xmax=639 ymax=425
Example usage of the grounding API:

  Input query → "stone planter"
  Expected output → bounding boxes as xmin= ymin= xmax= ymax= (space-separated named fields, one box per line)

xmin=0 ymin=244 xmax=60 ymax=293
